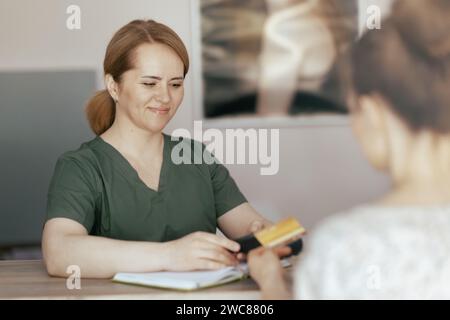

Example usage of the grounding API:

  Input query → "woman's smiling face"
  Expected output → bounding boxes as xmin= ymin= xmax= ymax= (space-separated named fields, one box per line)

xmin=110 ymin=42 xmax=185 ymax=133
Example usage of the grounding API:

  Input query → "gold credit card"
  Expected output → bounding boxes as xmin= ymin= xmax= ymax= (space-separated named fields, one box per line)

xmin=254 ymin=217 xmax=306 ymax=248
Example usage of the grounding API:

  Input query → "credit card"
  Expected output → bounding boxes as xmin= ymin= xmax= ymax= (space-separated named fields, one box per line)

xmin=236 ymin=217 xmax=306 ymax=254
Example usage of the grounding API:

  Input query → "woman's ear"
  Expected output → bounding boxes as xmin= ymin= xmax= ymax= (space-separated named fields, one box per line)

xmin=105 ymin=74 xmax=119 ymax=103
xmin=352 ymin=95 xmax=390 ymax=171
xmin=359 ymin=95 xmax=386 ymax=131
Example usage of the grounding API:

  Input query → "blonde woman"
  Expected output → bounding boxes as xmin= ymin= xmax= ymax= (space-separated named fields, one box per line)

xmin=42 ymin=20 xmax=271 ymax=278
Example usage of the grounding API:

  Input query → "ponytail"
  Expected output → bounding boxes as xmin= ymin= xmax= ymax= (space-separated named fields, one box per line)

xmin=85 ymin=90 xmax=116 ymax=136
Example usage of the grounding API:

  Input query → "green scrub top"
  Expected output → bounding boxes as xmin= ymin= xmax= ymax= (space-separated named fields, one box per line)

xmin=46 ymin=134 xmax=247 ymax=242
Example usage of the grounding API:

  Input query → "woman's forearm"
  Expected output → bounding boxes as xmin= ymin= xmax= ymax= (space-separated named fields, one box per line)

xmin=218 ymin=203 xmax=274 ymax=239
xmin=44 ymin=234 xmax=171 ymax=278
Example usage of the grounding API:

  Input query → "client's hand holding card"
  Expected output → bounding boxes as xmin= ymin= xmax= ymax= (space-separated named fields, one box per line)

xmin=236 ymin=217 xmax=306 ymax=256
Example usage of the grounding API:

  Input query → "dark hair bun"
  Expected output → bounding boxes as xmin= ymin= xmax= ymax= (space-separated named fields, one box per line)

xmin=394 ymin=0 xmax=450 ymax=59
xmin=350 ymin=0 xmax=450 ymax=133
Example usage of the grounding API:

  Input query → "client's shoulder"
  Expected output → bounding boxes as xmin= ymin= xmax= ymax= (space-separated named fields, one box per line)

xmin=309 ymin=204 xmax=450 ymax=249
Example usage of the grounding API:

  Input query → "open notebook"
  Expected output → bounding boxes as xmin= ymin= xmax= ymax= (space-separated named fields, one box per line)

xmin=113 ymin=260 xmax=291 ymax=291
xmin=113 ymin=218 xmax=304 ymax=291
xmin=113 ymin=263 xmax=250 ymax=291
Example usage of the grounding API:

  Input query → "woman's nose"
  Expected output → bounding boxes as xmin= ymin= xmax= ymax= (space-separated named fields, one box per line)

xmin=156 ymin=85 xmax=170 ymax=104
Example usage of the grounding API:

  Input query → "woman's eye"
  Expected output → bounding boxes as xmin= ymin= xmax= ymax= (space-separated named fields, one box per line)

xmin=171 ymin=83 xmax=182 ymax=88
xmin=142 ymin=83 xmax=156 ymax=87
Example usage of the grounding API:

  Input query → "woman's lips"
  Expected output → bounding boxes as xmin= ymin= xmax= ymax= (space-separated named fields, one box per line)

xmin=149 ymin=107 xmax=170 ymax=115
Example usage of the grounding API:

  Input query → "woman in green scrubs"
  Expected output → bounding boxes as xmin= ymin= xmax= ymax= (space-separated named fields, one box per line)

xmin=42 ymin=20 xmax=272 ymax=278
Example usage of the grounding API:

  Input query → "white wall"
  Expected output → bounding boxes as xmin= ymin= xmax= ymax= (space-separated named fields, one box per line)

xmin=0 ymin=0 xmax=391 ymax=231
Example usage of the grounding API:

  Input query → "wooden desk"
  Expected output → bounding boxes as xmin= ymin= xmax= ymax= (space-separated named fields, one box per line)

xmin=0 ymin=260 xmax=293 ymax=300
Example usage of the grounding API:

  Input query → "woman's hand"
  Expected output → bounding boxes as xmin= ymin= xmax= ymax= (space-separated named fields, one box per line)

xmin=247 ymin=246 xmax=292 ymax=295
xmin=235 ymin=220 xmax=267 ymax=261
xmin=164 ymin=231 xmax=241 ymax=271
